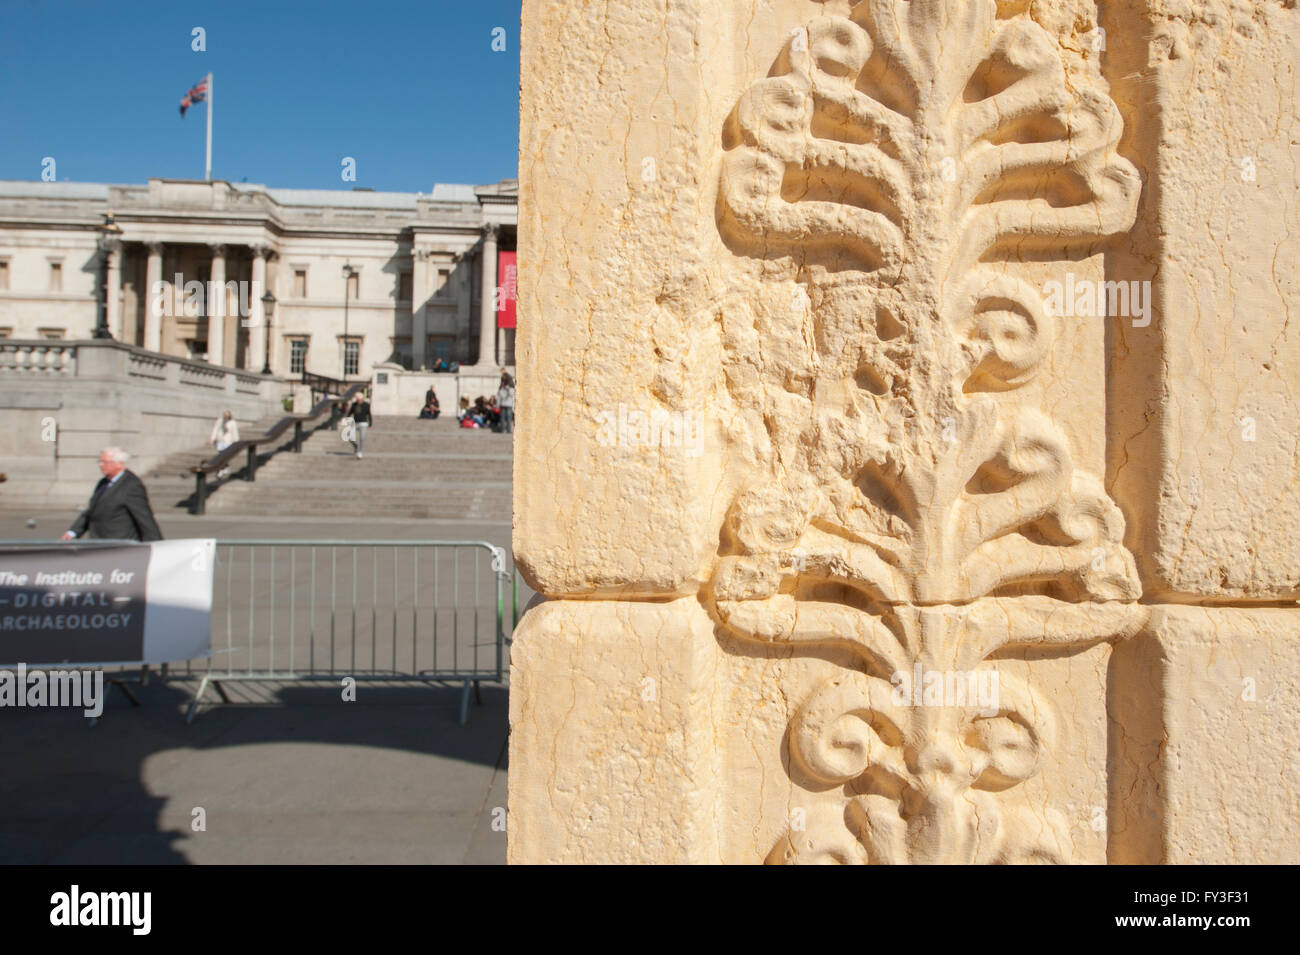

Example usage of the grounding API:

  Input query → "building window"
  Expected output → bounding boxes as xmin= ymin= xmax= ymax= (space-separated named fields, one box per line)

xmin=48 ymin=261 xmax=62 ymax=292
xmin=289 ymin=339 xmax=309 ymax=374
xmin=390 ymin=337 xmax=412 ymax=370
xmin=0 ymin=327 xmax=13 ymax=338
xmin=185 ymin=339 xmax=207 ymax=361
xmin=429 ymin=336 xmax=455 ymax=361
xmin=398 ymin=271 xmax=412 ymax=302
xmin=0 ymin=260 xmax=9 ymax=290
xmin=436 ymin=268 xmax=451 ymax=296
xmin=293 ymin=269 xmax=307 ymax=298
xmin=343 ymin=339 xmax=360 ymax=376
xmin=38 ymin=327 xmax=65 ymax=340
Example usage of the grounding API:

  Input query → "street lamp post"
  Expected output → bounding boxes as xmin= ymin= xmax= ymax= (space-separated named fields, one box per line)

xmin=341 ymin=264 xmax=355 ymax=380
xmin=261 ymin=291 xmax=276 ymax=375
xmin=94 ymin=211 xmax=123 ymax=340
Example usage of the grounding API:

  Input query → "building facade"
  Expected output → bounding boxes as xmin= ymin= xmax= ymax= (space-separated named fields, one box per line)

xmin=0 ymin=177 xmax=517 ymax=379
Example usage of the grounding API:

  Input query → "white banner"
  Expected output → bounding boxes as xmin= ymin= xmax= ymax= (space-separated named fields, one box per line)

xmin=0 ymin=539 xmax=214 ymax=667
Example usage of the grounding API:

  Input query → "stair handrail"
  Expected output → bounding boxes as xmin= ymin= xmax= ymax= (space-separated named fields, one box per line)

xmin=301 ymin=370 xmax=354 ymax=405
xmin=188 ymin=382 xmax=367 ymax=514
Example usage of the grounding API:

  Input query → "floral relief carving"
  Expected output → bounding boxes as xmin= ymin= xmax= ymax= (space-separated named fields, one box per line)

xmin=708 ymin=0 xmax=1146 ymax=863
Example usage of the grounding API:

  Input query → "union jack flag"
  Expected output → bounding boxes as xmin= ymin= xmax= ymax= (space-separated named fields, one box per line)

xmin=179 ymin=75 xmax=209 ymax=117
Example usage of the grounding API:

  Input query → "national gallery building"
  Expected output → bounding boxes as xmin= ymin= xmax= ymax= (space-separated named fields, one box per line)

xmin=0 ymin=177 xmax=518 ymax=378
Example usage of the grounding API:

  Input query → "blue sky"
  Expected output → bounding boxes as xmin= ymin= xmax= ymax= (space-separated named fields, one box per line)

xmin=0 ymin=0 xmax=521 ymax=191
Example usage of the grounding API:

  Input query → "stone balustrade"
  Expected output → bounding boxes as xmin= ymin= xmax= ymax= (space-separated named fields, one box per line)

xmin=0 ymin=338 xmax=284 ymax=507
xmin=0 ymin=338 xmax=278 ymax=396
xmin=0 ymin=341 xmax=77 ymax=375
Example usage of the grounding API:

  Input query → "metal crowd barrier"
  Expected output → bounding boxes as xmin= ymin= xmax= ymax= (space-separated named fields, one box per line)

xmin=175 ymin=539 xmax=511 ymax=724
xmin=0 ymin=538 xmax=515 ymax=725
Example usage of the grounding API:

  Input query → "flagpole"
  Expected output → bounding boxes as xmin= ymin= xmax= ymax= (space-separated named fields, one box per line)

xmin=204 ymin=72 xmax=213 ymax=181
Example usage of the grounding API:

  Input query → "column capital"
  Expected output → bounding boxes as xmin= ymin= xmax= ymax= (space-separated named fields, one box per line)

xmin=481 ymin=223 xmax=500 ymax=242
xmin=208 ymin=242 xmax=227 ymax=257
xmin=145 ymin=240 xmax=165 ymax=256
xmin=251 ymin=243 xmax=272 ymax=259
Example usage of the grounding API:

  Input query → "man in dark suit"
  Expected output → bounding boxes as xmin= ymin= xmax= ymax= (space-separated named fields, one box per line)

xmin=62 ymin=447 xmax=163 ymax=542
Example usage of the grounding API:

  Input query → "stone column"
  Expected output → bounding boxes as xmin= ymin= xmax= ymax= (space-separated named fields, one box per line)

xmin=508 ymin=0 xmax=1297 ymax=866
xmin=473 ymin=224 xmax=498 ymax=368
xmin=103 ymin=241 xmax=122 ymax=340
xmin=207 ymin=243 xmax=226 ymax=365
xmin=143 ymin=242 xmax=163 ymax=352
xmin=1101 ymin=1 xmax=1300 ymax=864
xmin=411 ymin=248 xmax=428 ymax=370
xmin=247 ymin=245 xmax=268 ymax=371
xmin=454 ymin=252 xmax=472 ymax=363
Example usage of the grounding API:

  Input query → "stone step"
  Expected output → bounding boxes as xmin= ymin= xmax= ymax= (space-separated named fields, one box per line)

xmin=143 ymin=445 xmax=496 ymax=480
xmin=137 ymin=413 xmax=515 ymax=517
xmin=291 ymin=440 xmax=512 ymax=456
xmin=254 ymin=459 xmax=511 ymax=480
xmin=332 ymin=433 xmax=513 ymax=450
xmin=143 ymin=413 xmax=296 ymax=478
xmin=141 ymin=482 xmax=514 ymax=519
xmin=364 ymin=415 xmax=506 ymax=429
xmin=203 ymin=487 xmax=513 ymax=502
xmin=216 ymin=477 xmax=511 ymax=490
xmin=204 ymin=486 xmax=512 ymax=520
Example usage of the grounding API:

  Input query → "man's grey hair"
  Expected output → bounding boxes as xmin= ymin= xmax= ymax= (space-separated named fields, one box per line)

xmin=102 ymin=447 xmax=130 ymax=465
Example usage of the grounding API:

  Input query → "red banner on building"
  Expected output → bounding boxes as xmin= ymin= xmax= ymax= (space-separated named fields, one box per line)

xmin=497 ymin=251 xmax=517 ymax=328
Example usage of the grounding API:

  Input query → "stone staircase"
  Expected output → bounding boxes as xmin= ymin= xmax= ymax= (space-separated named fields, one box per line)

xmin=162 ymin=415 xmax=514 ymax=521
xmin=139 ymin=413 xmax=286 ymax=512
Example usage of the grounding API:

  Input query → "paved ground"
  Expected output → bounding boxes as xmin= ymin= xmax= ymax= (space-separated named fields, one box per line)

xmin=0 ymin=511 xmax=527 ymax=865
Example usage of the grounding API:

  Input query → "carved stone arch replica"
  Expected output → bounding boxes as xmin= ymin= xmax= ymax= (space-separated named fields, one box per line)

xmin=510 ymin=0 xmax=1300 ymax=864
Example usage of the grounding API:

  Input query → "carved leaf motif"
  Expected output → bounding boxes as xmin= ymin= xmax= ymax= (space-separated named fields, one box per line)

xmin=769 ymin=669 xmax=1069 ymax=864
xmin=713 ymin=0 xmax=1143 ymax=608
xmin=947 ymin=270 xmax=1054 ymax=393
xmin=719 ymin=0 xmax=1142 ymax=280
xmin=709 ymin=0 xmax=1148 ymax=865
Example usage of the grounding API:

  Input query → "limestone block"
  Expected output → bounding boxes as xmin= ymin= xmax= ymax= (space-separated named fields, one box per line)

xmin=1109 ymin=606 xmax=1300 ymax=864
xmin=718 ymin=608 xmax=1125 ymax=864
xmin=1107 ymin=1 xmax=1300 ymax=600
xmin=515 ymin=0 xmax=729 ymax=596
xmin=507 ymin=598 xmax=722 ymax=864
xmin=516 ymin=0 xmax=1140 ymax=594
xmin=509 ymin=597 xmax=1134 ymax=864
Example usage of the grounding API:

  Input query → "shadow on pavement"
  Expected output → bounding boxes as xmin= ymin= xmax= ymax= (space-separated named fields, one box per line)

xmin=0 ymin=677 xmax=509 ymax=864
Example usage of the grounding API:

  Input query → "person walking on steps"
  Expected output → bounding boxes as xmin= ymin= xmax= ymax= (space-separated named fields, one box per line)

xmin=209 ymin=409 xmax=239 ymax=479
xmin=347 ymin=393 xmax=372 ymax=459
